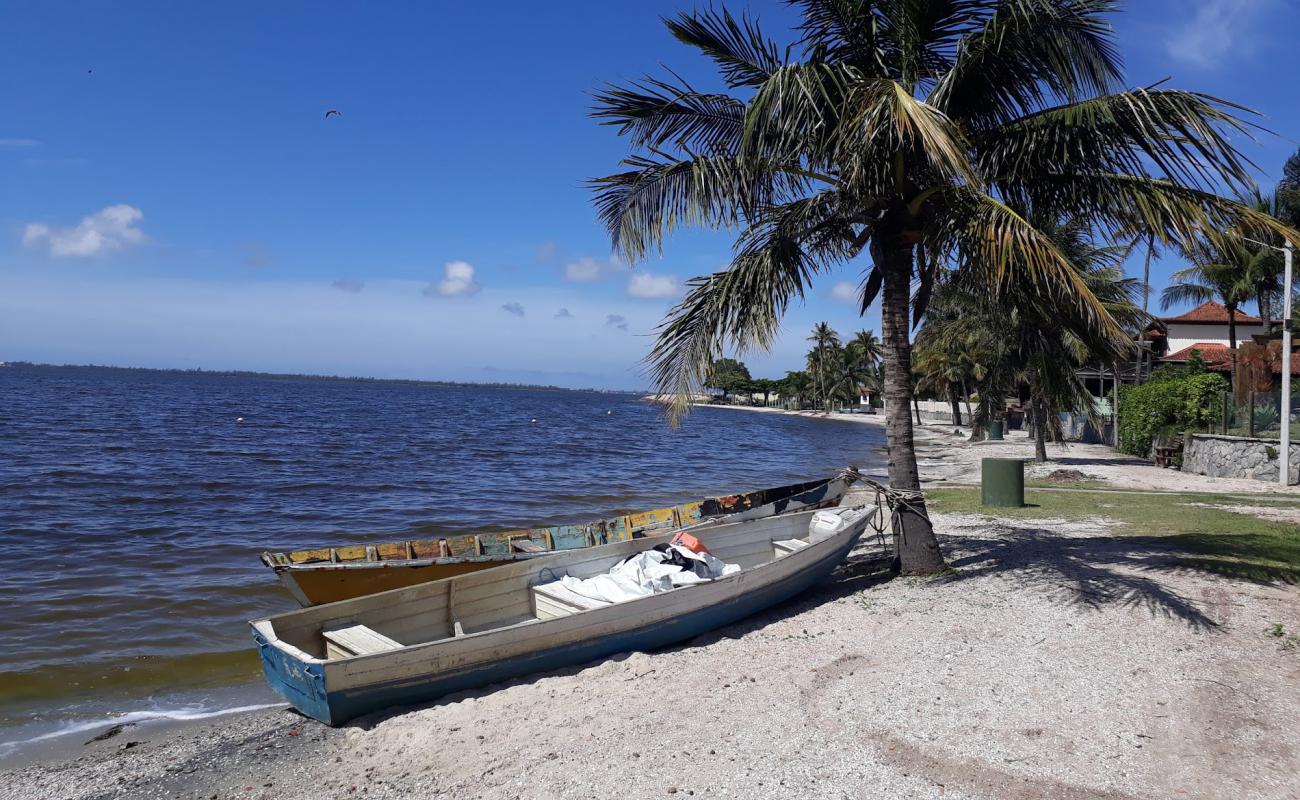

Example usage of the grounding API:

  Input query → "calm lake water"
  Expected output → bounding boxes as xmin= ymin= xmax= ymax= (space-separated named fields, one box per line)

xmin=0 ymin=365 xmax=885 ymax=752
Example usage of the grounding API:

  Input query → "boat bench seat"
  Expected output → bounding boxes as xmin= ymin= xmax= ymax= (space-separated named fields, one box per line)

xmin=323 ymin=623 xmax=403 ymax=660
xmin=532 ymin=580 xmax=611 ymax=620
xmin=773 ymin=538 xmax=810 ymax=557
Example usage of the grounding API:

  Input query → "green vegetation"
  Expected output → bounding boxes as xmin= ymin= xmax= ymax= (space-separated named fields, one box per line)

xmin=705 ymin=324 xmax=883 ymax=410
xmin=926 ymin=487 xmax=1300 ymax=585
xmin=1116 ymin=367 xmax=1228 ymax=456
xmin=703 ymin=358 xmax=752 ymax=399
xmin=591 ymin=1 xmax=1299 ymax=575
xmin=913 ymin=216 xmax=1149 ymax=458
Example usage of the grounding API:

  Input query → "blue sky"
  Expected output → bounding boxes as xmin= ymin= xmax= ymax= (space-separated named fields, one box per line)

xmin=2 ymin=0 xmax=1297 ymax=389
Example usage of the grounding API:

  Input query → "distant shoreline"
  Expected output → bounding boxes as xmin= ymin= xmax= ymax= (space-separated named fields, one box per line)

xmin=0 ymin=362 xmax=641 ymax=395
xmin=643 ymin=396 xmax=891 ymax=427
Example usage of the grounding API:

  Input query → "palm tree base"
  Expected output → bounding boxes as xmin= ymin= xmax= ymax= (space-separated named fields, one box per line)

xmin=890 ymin=499 xmax=948 ymax=575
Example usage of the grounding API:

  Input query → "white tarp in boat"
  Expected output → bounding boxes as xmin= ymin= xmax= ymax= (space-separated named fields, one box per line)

xmin=556 ymin=545 xmax=740 ymax=604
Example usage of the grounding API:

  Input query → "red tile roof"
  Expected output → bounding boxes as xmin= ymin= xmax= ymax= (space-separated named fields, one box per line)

xmin=1162 ymin=343 xmax=1233 ymax=369
xmin=1161 ymin=300 xmax=1262 ymax=325
xmin=1162 ymin=342 xmax=1300 ymax=374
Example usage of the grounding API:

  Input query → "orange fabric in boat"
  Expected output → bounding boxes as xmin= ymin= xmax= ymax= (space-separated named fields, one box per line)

xmin=669 ymin=531 xmax=709 ymax=555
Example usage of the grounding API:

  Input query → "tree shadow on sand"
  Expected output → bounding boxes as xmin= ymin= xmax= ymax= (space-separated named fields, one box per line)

xmin=929 ymin=526 xmax=1246 ymax=629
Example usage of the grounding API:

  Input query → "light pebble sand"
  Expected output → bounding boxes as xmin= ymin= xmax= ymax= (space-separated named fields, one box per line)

xmin=6 ymin=413 xmax=1300 ymax=799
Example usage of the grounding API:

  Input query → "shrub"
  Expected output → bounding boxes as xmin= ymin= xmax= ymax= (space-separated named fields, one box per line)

xmin=1118 ymin=372 xmax=1229 ymax=456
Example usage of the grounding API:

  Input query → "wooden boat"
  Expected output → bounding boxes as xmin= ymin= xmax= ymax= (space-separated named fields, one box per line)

xmin=251 ymin=505 xmax=874 ymax=725
xmin=261 ymin=471 xmax=857 ymax=606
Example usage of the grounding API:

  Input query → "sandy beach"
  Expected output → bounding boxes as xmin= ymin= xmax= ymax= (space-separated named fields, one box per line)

xmin=6 ymin=409 xmax=1300 ymax=799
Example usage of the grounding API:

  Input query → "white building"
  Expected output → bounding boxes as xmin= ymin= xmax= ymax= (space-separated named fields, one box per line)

xmin=1150 ymin=300 xmax=1266 ymax=370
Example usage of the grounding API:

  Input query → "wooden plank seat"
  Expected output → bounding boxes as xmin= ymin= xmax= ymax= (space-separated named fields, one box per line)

xmin=323 ymin=624 xmax=403 ymax=660
xmin=773 ymin=539 xmax=810 ymax=556
xmin=531 ymin=580 xmax=612 ymax=620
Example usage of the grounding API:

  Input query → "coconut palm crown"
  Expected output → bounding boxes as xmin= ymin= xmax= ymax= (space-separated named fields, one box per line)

xmin=590 ymin=0 xmax=1299 ymax=573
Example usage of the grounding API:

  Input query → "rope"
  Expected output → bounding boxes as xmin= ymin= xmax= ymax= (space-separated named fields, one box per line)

xmin=839 ymin=466 xmax=930 ymax=550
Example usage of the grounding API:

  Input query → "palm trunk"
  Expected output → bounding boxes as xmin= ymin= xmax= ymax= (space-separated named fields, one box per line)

xmin=1032 ymin=391 xmax=1048 ymax=463
xmin=1142 ymin=234 xmax=1153 ymax=312
xmin=876 ymin=236 xmax=946 ymax=575
xmin=948 ymin=381 xmax=962 ymax=426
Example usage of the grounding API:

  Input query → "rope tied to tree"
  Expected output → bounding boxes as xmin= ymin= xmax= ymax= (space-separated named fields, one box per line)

xmin=841 ymin=467 xmax=930 ymax=551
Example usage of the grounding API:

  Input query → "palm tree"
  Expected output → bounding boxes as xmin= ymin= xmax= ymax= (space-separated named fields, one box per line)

xmin=848 ymin=329 xmax=883 ymax=369
xmin=1162 ymin=236 xmax=1272 ymax=388
xmin=1240 ymin=189 xmax=1287 ymax=327
xmin=913 ymin=346 xmax=967 ymax=426
xmin=591 ymin=1 xmax=1297 ymax=574
xmin=806 ymin=322 xmax=841 ymax=411
xmin=778 ymin=370 xmax=813 ymax=409
xmin=919 ymin=218 xmax=1146 ymax=461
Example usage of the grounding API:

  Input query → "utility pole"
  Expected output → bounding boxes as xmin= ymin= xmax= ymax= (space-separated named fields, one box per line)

xmin=1281 ymin=241 xmax=1293 ymax=486
xmin=1245 ymin=236 xmax=1294 ymax=486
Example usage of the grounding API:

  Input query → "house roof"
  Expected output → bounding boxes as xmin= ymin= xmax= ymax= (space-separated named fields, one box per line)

xmin=1161 ymin=343 xmax=1233 ymax=369
xmin=1160 ymin=300 xmax=1262 ymax=325
xmin=1162 ymin=342 xmax=1300 ymax=374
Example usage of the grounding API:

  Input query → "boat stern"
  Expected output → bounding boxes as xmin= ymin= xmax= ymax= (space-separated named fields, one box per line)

xmin=250 ymin=620 xmax=336 ymax=725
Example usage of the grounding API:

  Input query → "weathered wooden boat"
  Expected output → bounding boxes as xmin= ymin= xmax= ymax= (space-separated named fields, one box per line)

xmin=261 ymin=471 xmax=857 ymax=606
xmin=251 ymin=505 xmax=873 ymax=724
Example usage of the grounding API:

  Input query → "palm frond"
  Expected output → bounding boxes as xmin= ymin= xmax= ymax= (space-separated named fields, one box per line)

xmin=790 ymin=0 xmax=888 ymax=70
xmin=852 ymin=80 xmax=979 ymax=187
xmin=929 ymin=0 xmax=1122 ymax=127
xmin=983 ymin=88 xmax=1262 ymax=195
xmin=929 ymin=189 xmax=1127 ymax=345
xmin=646 ymin=195 xmax=847 ymax=422
xmin=876 ymin=0 xmax=986 ymax=89
xmin=591 ymin=77 xmax=745 ymax=153
xmin=1020 ymin=173 xmax=1300 ymax=251
xmin=664 ymin=7 xmax=785 ymax=88
xmin=1159 ymin=281 xmax=1214 ymax=311
xmin=589 ymin=153 xmax=799 ymax=263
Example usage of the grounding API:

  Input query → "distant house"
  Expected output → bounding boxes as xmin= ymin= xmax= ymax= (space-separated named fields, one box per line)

xmin=1147 ymin=300 xmax=1267 ymax=372
xmin=1149 ymin=300 xmax=1300 ymax=379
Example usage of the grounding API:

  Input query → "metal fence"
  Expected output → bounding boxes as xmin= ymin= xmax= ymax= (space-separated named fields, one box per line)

xmin=1206 ymin=390 xmax=1300 ymax=441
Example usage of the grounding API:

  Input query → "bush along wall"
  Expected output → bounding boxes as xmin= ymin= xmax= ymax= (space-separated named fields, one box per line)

xmin=1117 ymin=370 xmax=1229 ymax=457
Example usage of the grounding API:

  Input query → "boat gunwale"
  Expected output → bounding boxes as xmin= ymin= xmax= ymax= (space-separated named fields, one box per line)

xmin=259 ymin=473 xmax=851 ymax=572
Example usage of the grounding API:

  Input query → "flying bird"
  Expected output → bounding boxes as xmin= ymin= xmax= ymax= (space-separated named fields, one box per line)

xmin=324 ymin=109 xmax=341 ymax=119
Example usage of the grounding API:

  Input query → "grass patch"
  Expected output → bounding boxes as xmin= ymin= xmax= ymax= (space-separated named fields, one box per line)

xmin=925 ymin=487 xmax=1300 ymax=585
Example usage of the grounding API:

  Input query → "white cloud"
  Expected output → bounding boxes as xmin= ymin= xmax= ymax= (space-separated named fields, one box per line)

xmin=424 ymin=260 xmax=481 ymax=297
xmin=564 ymin=256 xmax=621 ymax=282
xmin=605 ymin=314 xmax=629 ymax=332
xmin=555 ymin=307 xmax=573 ymax=318
xmin=830 ymin=281 xmax=859 ymax=304
xmin=627 ymin=272 xmax=680 ymax=299
xmin=501 ymin=302 xmax=525 ymax=317
xmin=0 ymin=138 xmax=40 ymax=148
xmin=22 ymin=204 xmax=145 ymax=258
xmin=332 ymin=279 xmax=365 ymax=293
xmin=1165 ymin=0 xmax=1275 ymax=68
xmin=535 ymin=241 xmax=558 ymax=263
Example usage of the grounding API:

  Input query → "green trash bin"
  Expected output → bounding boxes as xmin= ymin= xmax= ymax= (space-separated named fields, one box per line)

xmin=988 ymin=420 xmax=1005 ymax=440
xmin=981 ymin=458 xmax=1025 ymax=508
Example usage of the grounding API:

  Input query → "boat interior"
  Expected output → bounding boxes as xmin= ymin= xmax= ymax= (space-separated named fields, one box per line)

xmin=259 ymin=508 xmax=842 ymax=663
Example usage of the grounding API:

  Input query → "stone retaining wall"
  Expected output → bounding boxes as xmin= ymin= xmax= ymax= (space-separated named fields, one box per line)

xmin=1182 ymin=434 xmax=1300 ymax=484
